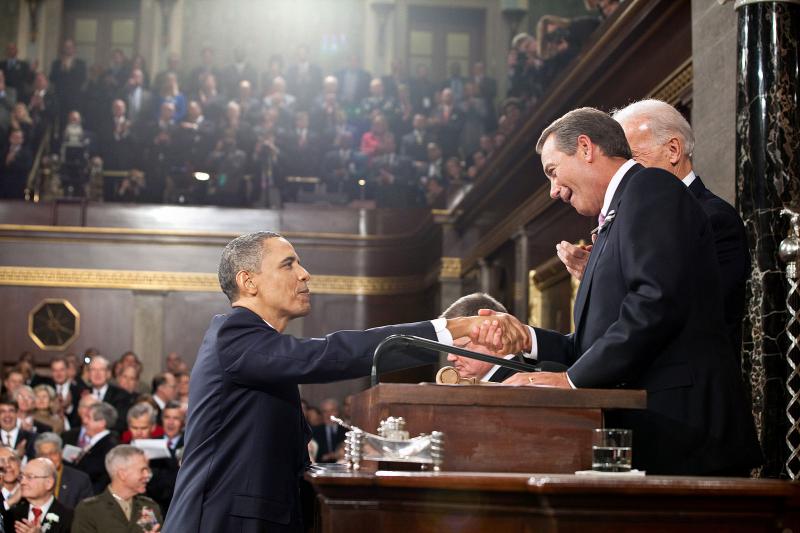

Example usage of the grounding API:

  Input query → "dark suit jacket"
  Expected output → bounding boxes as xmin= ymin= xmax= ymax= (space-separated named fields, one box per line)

xmin=74 ymin=432 xmax=119 ymax=494
xmin=486 ymin=355 xmax=541 ymax=383
xmin=147 ymin=435 xmax=183 ymax=517
xmin=58 ymin=464 xmax=94 ymax=510
xmin=4 ymin=498 xmax=72 ymax=533
xmin=688 ymin=176 xmax=749 ymax=359
xmin=11 ymin=428 xmax=37 ymax=460
xmin=72 ymin=486 xmax=162 ymax=533
xmin=99 ymin=383 xmax=133 ymax=433
xmin=1 ymin=59 xmax=33 ymax=98
xmin=164 ymin=307 xmax=438 ymax=532
xmin=535 ymin=164 xmax=760 ymax=475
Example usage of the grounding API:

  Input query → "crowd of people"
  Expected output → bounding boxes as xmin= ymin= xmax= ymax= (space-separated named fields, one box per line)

xmin=0 ymin=0 xmax=621 ymax=207
xmin=0 ymin=346 xmax=360 ymax=530
xmin=0 ymin=349 xmax=189 ymax=531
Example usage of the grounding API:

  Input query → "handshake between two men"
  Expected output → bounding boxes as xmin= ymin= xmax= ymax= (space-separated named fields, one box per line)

xmin=440 ymin=292 xmax=571 ymax=389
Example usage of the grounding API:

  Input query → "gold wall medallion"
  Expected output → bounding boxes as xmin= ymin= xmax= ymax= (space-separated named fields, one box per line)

xmin=28 ymin=299 xmax=80 ymax=351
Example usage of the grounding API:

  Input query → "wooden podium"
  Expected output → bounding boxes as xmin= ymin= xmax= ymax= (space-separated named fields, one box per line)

xmin=349 ymin=383 xmax=646 ymax=473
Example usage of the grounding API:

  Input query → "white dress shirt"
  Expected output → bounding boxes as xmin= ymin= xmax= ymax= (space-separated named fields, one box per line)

xmin=27 ymin=495 xmax=54 ymax=524
xmin=528 ymin=159 xmax=639 ymax=388
xmin=87 ymin=429 xmax=110 ymax=449
xmin=480 ymin=354 xmax=518 ymax=382
xmin=92 ymin=384 xmax=108 ymax=401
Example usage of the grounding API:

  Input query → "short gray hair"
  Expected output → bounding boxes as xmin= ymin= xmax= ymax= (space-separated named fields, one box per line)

xmin=536 ymin=107 xmax=632 ymax=160
xmin=440 ymin=293 xmax=507 ymax=319
xmin=89 ymin=402 xmax=118 ymax=428
xmin=218 ymin=231 xmax=282 ymax=303
xmin=127 ymin=402 xmax=156 ymax=425
xmin=612 ymin=99 xmax=695 ymax=159
xmin=105 ymin=444 xmax=146 ymax=478
xmin=34 ymin=432 xmax=63 ymax=453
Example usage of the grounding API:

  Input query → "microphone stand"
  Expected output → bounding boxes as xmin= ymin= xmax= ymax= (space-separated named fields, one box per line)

xmin=370 ymin=334 xmax=540 ymax=387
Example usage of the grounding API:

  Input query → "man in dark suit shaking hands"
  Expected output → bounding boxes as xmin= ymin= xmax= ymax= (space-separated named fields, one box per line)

xmin=164 ymin=232 xmax=529 ymax=532
xmin=556 ymin=99 xmax=750 ymax=362
xmin=500 ymin=107 xmax=760 ymax=476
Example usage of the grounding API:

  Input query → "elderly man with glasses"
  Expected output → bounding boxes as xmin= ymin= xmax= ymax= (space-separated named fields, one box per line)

xmin=3 ymin=457 xmax=73 ymax=532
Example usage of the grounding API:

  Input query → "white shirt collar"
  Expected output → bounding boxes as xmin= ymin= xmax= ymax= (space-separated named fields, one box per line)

xmin=92 ymin=384 xmax=108 ymax=399
xmin=480 ymin=354 xmax=517 ymax=382
xmin=600 ymin=159 xmax=638 ymax=217
xmin=1 ymin=424 xmax=19 ymax=444
xmin=682 ymin=170 xmax=696 ymax=187
xmin=88 ymin=429 xmax=110 ymax=448
xmin=27 ymin=495 xmax=55 ymax=522
xmin=153 ymin=395 xmax=166 ymax=410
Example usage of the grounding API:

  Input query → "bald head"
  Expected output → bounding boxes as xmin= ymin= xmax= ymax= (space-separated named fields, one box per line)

xmin=612 ymin=99 xmax=694 ymax=179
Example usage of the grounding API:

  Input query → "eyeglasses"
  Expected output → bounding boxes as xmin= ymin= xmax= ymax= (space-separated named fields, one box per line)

xmin=20 ymin=473 xmax=50 ymax=481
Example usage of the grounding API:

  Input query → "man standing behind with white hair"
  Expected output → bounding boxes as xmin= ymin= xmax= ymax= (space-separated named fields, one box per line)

xmin=557 ymin=99 xmax=749 ymax=358
xmin=72 ymin=445 xmax=161 ymax=533
xmin=4 ymin=457 xmax=73 ymax=532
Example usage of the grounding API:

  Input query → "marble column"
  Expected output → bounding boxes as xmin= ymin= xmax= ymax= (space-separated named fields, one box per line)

xmin=736 ymin=0 xmax=800 ymax=477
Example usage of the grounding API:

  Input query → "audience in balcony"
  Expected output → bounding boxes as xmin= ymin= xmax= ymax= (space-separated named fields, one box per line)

xmin=0 ymin=1 xmax=617 ymax=206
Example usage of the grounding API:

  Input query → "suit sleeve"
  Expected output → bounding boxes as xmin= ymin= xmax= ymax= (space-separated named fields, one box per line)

xmin=568 ymin=175 xmax=706 ymax=387
xmin=217 ymin=318 xmax=437 ymax=386
xmin=70 ymin=502 xmax=98 ymax=533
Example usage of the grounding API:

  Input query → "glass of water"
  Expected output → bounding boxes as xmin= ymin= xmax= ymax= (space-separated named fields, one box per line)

xmin=592 ymin=428 xmax=632 ymax=472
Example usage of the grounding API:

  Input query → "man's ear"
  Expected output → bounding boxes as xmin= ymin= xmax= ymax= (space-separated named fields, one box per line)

xmin=576 ymin=134 xmax=593 ymax=162
xmin=665 ymin=137 xmax=682 ymax=165
xmin=235 ymin=271 xmax=256 ymax=297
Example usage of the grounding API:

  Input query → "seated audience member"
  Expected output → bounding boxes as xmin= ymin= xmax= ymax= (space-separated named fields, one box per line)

xmin=33 ymin=385 xmax=64 ymax=434
xmin=119 ymin=352 xmax=148 ymax=394
xmin=174 ymin=372 xmax=190 ymax=409
xmin=50 ymin=357 xmax=79 ymax=427
xmin=429 ymin=88 xmax=463 ymax=159
xmin=122 ymin=402 xmax=163 ymax=444
xmin=146 ymin=401 xmax=184 ymax=515
xmin=441 ymin=293 xmax=537 ymax=382
xmin=156 ymin=72 xmax=186 ymax=122
xmin=72 ymin=445 xmax=162 ymax=533
xmin=359 ymin=113 xmax=390 ymax=160
xmin=208 ymin=132 xmax=248 ymax=206
xmin=116 ymin=364 xmax=141 ymax=397
xmin=370 ymin=134 xmax=416 ymax=207
xmin=195 ymin=73 xmax=224 ymax=123
xmin=305 ymin=405 xmax=323 ymax=427
xmin=223 ymin=48 xmax=258 ymax=100
xmin=61 ymin=394 xmax=99 ymax=448
xmin=321 ymin=131 xmax=366 ymax=198
xmin=85 ymin=356 xmax=132 ymax=433
xmin=0 ymin=447 xmax=22 ymax=511
xmin=1 ymin=128 xmax=32 ymax=199
xmin=10 ymin=103 xmax=34 ymax=150
xmin=72 ymin=402 xmax=119 ymax=495
xmin=164 ymin=352 xmax=187 ymax=376
xmin=150 ymin=373 xmax=177 ymax=425
xmin=99 ymin=99 xmax=134 ymax=177
xmin=400 ymin=114 xmax=434 ymax=164
xmin=4 ymin=457 xmax=73 ymax=532
xmin=311 ymin=399 xmax=347 ymax=463
xmin=418 ymin=142 xmax=446 ymax=206
xmin=0 ymin=397 xmax=36 ymax=459
xmin=1 ymin=368 xmax=24 ymax=397
xmin=35 ymin=432 xmax=93 ymax=510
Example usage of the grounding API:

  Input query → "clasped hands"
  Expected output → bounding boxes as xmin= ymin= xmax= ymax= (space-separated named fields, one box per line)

xmin=446 ymin=310 xmax=570 ymax=389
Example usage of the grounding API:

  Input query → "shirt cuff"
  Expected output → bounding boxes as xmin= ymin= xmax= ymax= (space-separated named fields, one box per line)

xmin=565 ymin=371 xmax=577 ymax=389
xmin=526 ymin=326 xmax=538 ymax=359
xmin=431 ymin=317 xmax=453 ymax=345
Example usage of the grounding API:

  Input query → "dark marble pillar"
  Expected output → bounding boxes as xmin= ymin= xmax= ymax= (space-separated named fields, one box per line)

xmin=736 ymin=0 xmax=800 ymax=478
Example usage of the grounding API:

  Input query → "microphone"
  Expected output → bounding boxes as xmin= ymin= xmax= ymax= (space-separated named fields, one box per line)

xmin=371 ymin=335 xmax=564 ymax=387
